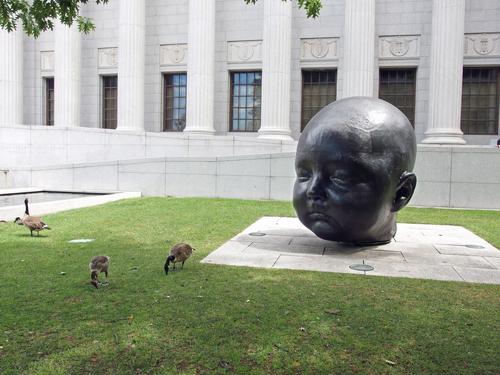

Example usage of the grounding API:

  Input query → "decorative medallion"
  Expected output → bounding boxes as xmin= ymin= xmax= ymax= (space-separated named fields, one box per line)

xmin=236 ymin=44 xmax=254 ymax=61
xmin=40 ymin=51 xmax=54 ymax=71
xmin=472 ymin=34 xmax=495 ymax=55
xmin=301 ymin=38 xmax=338 ymax=61
xmin=98 ymin=47 xmax=118 ymax=68
xmin=464 ymin=33 xmax=500 ymax=57
xmin=379 ymin=35 xmax=419 ymax=60
xmin=227 ymin=41 xmax=262 ymax=63
xmin=160 ymin=44 xmax=188 ymax=66
xmin=389 ymin=38 xmax=410 ymax=56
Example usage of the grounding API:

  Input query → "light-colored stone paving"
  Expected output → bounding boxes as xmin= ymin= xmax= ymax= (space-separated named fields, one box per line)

xmin=201 ymin=217 xmax=500 ymax=285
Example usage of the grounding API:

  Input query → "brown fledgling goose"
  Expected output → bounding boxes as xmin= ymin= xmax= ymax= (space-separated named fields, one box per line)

xmin=14 ymin=199 xmax=50 ymax=236
xmin=164 ymin=243 xmax=195 ymax=275
xmin=89 ymin=256 xmax=110 ymax=289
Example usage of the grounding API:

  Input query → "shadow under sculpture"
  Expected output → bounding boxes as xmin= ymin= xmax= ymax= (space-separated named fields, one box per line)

xmin=293 ymin=96 xmax=417 ymax=246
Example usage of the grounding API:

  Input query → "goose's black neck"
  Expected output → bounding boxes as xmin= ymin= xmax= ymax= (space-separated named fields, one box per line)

xmin=24 ymin=199 xmax=29 ymax=215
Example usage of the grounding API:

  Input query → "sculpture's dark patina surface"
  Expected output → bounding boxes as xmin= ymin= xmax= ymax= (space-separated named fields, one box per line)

xmin=293 ymin=97 xmax=417 ymax=245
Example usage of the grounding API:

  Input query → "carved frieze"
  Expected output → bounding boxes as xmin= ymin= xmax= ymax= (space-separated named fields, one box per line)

xmin=464 ymin=33 xmax=500 ymax=57
xmin=40 ymin=51 xmax=54 ymax=71
xmin=379 ymin=35 xmax=420 ymax=59
xmin=98 ymin=47 xmax=118 ymax=68
xmin=301 ymin=38 xmax=338 ymax=61
xmin=227 ymin=41 xmax=262 ymax=63
xmin=160 ymin=44 xmax=188 ymax=66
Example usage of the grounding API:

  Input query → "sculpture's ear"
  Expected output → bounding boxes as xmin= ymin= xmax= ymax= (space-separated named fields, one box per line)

xmin=391 ymin=172 xmax=417 ymax=212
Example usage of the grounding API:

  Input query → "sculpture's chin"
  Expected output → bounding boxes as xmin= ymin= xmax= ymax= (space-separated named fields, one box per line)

xmin=298 ymin=211 xmax=397 ymax=246
xmin=308 ymin=220 xmax=395 ymax=246
xmin=303 ymin=214 xmax=343 ymax=241
xmin=313 ymin=229 xmax=393 ymax=246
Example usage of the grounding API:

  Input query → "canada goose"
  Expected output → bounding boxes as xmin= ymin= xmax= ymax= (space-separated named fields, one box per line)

xmin=164 ymin=243 xmax=195 ymax=275
xmin=89 ymin=256 xmax=110 ymax=289
xmin=13 ymin=199 xmax=50 ymax=236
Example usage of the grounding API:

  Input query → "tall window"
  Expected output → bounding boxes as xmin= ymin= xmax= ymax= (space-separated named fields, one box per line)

xmin=102 ymin=75 xmax=117 ymax=129
xmin=230 ymin=71 xmax=262 ymax=132
xmin=379 ymin=68 xmax=416 ymax=126
xmin=301 ymin=70 xmax=337 ymax=131
xmin=163 ymin=73 xmax=187 ymax=131
xmin=461 ymin=67 xmax=499 ymax=135
xmin=44 ymin=77 xmax=54 ymax=126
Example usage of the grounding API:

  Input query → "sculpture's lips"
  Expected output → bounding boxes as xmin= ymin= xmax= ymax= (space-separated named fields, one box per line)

xmin=307 ymin=212 xmax=342 ymax=231
xmin=309 ymin=212 xmax=330 ymax=220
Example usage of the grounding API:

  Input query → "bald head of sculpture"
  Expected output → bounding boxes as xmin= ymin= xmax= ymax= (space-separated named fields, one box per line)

xmin=293 ymin=96 xmax=417 ymax=245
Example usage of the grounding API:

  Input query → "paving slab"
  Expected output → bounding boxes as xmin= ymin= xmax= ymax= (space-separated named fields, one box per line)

xmin=453 ymin=267 xmax=500 ymax=284
xmin=201 ymin=217 xmax=500 ymax=285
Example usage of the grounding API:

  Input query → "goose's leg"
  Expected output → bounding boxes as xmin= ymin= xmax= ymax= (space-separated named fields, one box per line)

xmin=182 ymin=261 xmax=185 ymax=269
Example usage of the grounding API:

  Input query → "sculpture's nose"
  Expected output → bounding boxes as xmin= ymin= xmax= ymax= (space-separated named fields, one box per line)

xmin=306 ymin=175 xmax=327 ymax=201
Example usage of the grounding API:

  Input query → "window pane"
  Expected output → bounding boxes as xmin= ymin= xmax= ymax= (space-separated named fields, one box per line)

xmin=230 ymin=71 xmax=262 ymax=132
xmin=461 ymin=67 xmax=499 ymax=135
xmin=163 ymin=73 xmax=187 ymax=131
xmin=379 ymin=68 xmax=416 ymax=127
xmin=45 ymin=77 xmax=55 ymax=126
xmin=102 ymin=75 xmax=118 ymax=129
xmin=301 ymin=70 xmax=337 ymax=131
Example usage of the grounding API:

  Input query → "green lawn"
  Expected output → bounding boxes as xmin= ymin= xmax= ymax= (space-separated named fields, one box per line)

xmin=0 ymin=198 xmax=499 ymax=375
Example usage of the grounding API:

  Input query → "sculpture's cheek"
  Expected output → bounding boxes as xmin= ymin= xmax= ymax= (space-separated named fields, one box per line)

xmin=292 ymin=181 xmax=307 ymax=200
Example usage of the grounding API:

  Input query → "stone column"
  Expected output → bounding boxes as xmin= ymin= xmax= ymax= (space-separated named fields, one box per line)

xmin=0 ymin=27 xmax=23 ymax=126
xmin=117 ymin=0 xmax=145 ymax=131
xmin=54 ymin=21 xmax=81 ymax=127
xmin=422 ymin=0 xmax=466 ymax=144
xmin=339 ymin=0 xmax=375 ymax=98
xmin=258 ymin=0 xmax=293 ymax=140
xmin=184 ymin=0 xmax=216 ymax=134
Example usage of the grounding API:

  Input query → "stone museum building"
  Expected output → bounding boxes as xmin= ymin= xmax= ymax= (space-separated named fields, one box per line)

xmin=0 ymin=0 xmax=499 ymax=209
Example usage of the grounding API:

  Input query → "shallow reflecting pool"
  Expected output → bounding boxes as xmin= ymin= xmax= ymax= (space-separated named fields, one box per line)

xmin=0 ymin=191 xmax=108 ymax=207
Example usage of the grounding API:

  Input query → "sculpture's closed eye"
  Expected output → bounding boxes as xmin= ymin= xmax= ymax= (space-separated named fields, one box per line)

xmin=296 ymin=168 xmax=311 ymax=182
xmin=329 ymin=176 xmax=350 ymax=191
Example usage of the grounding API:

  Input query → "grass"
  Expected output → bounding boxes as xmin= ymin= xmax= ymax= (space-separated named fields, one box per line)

xmin=0 ymin=197 xmax=499 ymax=375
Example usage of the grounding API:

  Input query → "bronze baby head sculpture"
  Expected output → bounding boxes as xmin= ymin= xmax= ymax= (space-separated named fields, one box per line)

xmin=293 ymin=97 xmax=417 ymax=245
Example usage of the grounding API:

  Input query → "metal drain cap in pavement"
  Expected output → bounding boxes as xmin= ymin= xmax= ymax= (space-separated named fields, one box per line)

xmin=349 ymin=263 xmax=374 ymax=272
xmin=249 ymin=232 xmax=266 ymax=237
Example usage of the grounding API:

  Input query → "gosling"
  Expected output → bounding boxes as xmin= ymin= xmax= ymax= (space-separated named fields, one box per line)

xmin=14 ymin=199 xmax=50 ymax=236
xmin=164 ymin=243 xmax=195 ymax=275
xmin=89 ymin=256 xmax=110 ymax=289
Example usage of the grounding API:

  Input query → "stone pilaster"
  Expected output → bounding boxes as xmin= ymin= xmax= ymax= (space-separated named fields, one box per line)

xmin=258 ymin=0 xmax=293 ymax=140
xmin=0 ymin=27 xmax=23 ymax=126
xmin=340 ymin=0 xmax=375 ymax=98
xmin=117 ymin=0 xmax=145 ymax=131
xmin=422 ymin=0 xmax=466 ymax=144
xmin=54 ymin=21 xmax=81 ymax=127
xmin=184 ymin=0 xmax=216 ymax=134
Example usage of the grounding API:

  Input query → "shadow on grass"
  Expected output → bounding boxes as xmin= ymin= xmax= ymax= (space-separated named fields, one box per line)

xmin=14 ymin=233 xmax=50 ymax=238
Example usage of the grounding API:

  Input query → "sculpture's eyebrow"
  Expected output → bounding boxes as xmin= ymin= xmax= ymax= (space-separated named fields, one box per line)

xmin=321 ymin=154 xmax=388 ymax=178
xmin=295 ymin=146 xmax=389 ymax=173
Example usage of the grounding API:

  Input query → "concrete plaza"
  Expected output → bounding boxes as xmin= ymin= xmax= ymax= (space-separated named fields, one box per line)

xmin=202 ymin=216 xmax=500 ymax=285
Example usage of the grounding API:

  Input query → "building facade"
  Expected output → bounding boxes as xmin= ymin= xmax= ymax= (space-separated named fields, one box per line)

xmin=1 ymin=0 xmax=500 ymax=145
